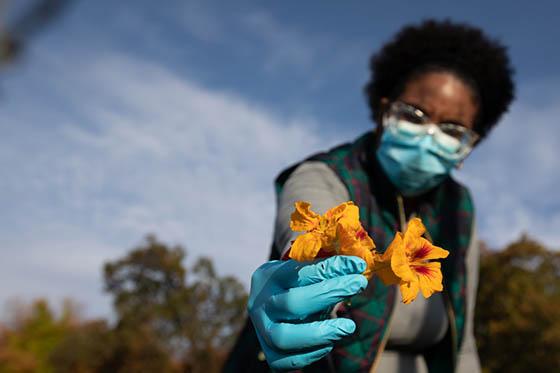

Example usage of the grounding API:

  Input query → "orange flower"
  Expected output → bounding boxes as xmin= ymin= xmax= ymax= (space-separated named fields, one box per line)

xmin=288 ymin=202 xmax=448 ymax=297
xmin=382 ymin=218 xmax=449 ymax=304
xmin=337 ymin=220 xmax=376 ymax=279
xmin=289 ymin=201 xmax=376 ymax=278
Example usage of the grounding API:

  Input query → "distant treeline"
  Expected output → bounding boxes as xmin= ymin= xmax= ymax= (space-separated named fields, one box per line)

xmin=0 ymin=235 xmax=247 ymax=373
xmin=0 ymin=235 xmax=558 ymax=372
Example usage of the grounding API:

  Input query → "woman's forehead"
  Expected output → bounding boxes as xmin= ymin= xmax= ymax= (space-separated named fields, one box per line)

xmin=398 ymin=71 xmax=478 ymax=129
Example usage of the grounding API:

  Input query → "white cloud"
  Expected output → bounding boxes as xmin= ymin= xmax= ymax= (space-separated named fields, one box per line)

xmin=0 ymin=50 xmax=344 ymax=318
xmin=456 ymin=94 xmax=560 ymax=249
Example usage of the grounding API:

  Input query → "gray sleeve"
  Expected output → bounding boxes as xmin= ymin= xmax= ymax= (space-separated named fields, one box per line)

xmin=456 ymin=222 xmax=482 ymax=373
xmin=274 ymin=161 xmax=350 ymax=256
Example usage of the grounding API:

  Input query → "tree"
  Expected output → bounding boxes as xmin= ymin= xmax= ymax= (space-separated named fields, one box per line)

xmin=475 ymin=236 xmax=560 ymax=372
xmin=0 ymin=235 xmax=248 ymax=373
xmin=48 ymin=320 xmax=115 ymax=373
xmin=97 ymin=324 xmax=177 ymax=373
xmin=103 ymin=235 xmax=248 ymax=372
xmin=104 ymin=235 xmax=187 ymax=332
xmin=184 ymin=257 xmax=248 ymax=371
xmin=0 ymin=299 xmax=78 ymax=373
xmin=0 ymin=299 xmax=176 ymax=373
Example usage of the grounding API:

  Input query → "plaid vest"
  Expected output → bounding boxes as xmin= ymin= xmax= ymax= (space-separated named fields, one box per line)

xmin=274 ymin=132 xmax=474 ymax=372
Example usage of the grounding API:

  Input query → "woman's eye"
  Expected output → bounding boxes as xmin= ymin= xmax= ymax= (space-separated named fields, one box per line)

xmin=440 ymin=125 xmax=464 ymax=137
xmin=396 ymin=120 xmax=426 ymax=136
xmin=434 ymin=131 xmax=461 ymax=153
xmin=399 ymin=112 xmax=424 ymax=124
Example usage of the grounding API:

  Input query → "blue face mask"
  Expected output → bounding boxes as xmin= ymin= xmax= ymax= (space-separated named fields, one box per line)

xmin=376 ymin=122 xmax=462 ymax=197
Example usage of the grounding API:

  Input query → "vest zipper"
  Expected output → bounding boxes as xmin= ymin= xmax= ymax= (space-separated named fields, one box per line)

xmin=368 ymin=194 xmax=406 ymax=372
xmin=374 ymin=194 xmax=456 ymax=371
xmin=368 ymin=297 xmax=395 ymax=372
xmin=444 ymin=288 xmax=458 ymax=367
xmin=396 ymin=194 xmax=407 ymax=231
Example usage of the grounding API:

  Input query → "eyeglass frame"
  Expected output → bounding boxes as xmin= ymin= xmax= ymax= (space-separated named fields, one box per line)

xmin=382 ymin=101 xmax=480 ymax=159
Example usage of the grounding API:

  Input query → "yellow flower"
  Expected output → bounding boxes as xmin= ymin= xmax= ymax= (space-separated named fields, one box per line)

xmin=289 ymin=201 xmax=376 ymax=278
xmin=387 ymin=218 xmax=449 ymax=304
xmin=337 ymin=220 xmax=376 ymax=279
xmin=288 ymin=202 xmax=448 ymax=292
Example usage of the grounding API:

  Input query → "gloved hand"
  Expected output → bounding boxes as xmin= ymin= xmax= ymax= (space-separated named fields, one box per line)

xmin=247 ymin=255 xmax=368 ymax=371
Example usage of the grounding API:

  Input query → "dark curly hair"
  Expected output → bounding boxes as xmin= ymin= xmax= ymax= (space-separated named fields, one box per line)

xmin=365 ymin=19 xmax=515 ymax=139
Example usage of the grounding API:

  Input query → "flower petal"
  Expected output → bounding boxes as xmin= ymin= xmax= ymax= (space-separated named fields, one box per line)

xmin=325 ymin=201 xmax=354 ymax=220
xmin=410 ymin=238 xmax=449 ymax=261
xmin=389 ymin=233 xmax=415 ymax=282
xmin=337 ymin=222 xmax=375 ymax=251
xmin=414 ymin=262 xmax=444 ymax=298
xmin=400 ymin=279 xmax=420 ymax=304
xmin=359 ymin=249 xmax=376 ymax=279
xmin=373 ymin=258 xmax=400 ymax=285
xmin=290 ymin=201 xmax=320 ymax=232
xmin=403 ymin=217 xmax=426 ymax=244
xmin=378 ymin=237 xmax=395 ymax=262
xmin=372 ymin=239 xmax=399 ymax=285
xmin=358 ymin=228 xmax=376 ymax=250
xmin=337 ymin=223 xmax=376 ymax=279
xmin=337 ymin=202 xmax=360 ymax=224
xmin=289 ymin=232 xmax=322 ymax=261
xmin=336 ymin=223 xmax=355 ymax=253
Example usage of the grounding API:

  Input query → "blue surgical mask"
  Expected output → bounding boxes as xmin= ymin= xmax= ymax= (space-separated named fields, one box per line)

xmin=376 ymin=119 xmax=463 ymax=197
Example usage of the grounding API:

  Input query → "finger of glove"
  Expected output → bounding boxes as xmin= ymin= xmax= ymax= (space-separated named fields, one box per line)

xmin=267 ymin=318 xmax=356 ymax=351
xmin=267 ymin=274 xmax=367 ymax=321
xmin=268 ymin=344 xmax=333 ymax=371
xmin=276 ymin=255 xmax=367 ymax=288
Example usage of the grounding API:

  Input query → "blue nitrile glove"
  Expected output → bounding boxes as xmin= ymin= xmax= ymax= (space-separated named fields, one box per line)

xmin=247 ymin=255 xmax=368 ymax=371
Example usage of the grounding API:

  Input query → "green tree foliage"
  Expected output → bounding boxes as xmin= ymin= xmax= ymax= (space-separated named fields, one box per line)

xmin=103 ymin=235 xmax=248 ymax=372
xmin=1 ymin=234 xmax=559 ymax=371
xmin=104 ymin=235 xmax=187 ymax=334
xmin=0 ymin=300 xmax=176 ymax=373
xmin=48 ymin=319 xmax=115 ymax=373
xmin=475 ymin=236 xmax=560 ymax=372
xmin=0 ymin=299 xmax=78 ymax=373
xmin=185 ymin=257 xmax=248 ymax=371
xmin=0 ymin=235 xmax=247 ymax=373
xmin=97 ymin=325 xmax=176 ymax=373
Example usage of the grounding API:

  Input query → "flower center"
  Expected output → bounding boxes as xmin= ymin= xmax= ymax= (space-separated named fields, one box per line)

xmin=412 ymin=265 xmax=433 ymax=277
xmin=411 ymin=244 xmax=431 ymax=261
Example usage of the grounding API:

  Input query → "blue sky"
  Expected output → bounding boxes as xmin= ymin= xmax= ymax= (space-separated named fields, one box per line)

xmin=1 ymin=0 xmax=559 ymax=318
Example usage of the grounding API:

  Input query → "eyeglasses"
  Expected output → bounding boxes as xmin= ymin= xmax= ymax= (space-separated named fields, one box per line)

xmin=383 ymin=101 xmax=480 ymax=159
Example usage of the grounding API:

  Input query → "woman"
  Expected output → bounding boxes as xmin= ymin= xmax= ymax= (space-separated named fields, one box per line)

xmin=225 ymin=19 xmax=515 ymax=372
